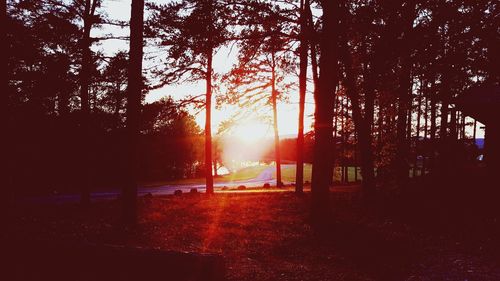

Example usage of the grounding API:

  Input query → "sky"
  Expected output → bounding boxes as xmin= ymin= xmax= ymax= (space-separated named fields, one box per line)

xmin=94 ymin=0 xmax=484 ymax=140
xmin=95 ymin=0 xmax=316 ymax=139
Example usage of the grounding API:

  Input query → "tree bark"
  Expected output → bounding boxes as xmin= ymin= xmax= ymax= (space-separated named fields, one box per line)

xmin=205 ymin=49 xmax=214 ymax=194
xmin=422 ymin=89 xmax=429 ymax=174
xmin=311 ymin=0 xmax=339 ymax=224
xmin=429 ymin=80 xmax=437 ymax=172
xmin=395 ymin=2 xmax=415 ymax=187
xmin=440 ymin=97 xmax=449 ymax=140
xmin=295 ymin=0 xmax=309 ymax=193
xmin=114 ymin=81 xmax=123 ymax=127
xmin=213 ymin=141 xmax=218 ymax=178
xmin=271 ymin=52 xmax=282 ymax=187
xmin=123 ymin=0 xmax=144 ymax=225
xmin=79 ymin=0 xmax=99 ymax=206
xmin=414 ymin=81 xmax=422 ymax=177
xmin=79 ymin=0 xmax=92 ymax=205
xmin=1 ymin=0 xmax=12 ymax=220
xmin=339 ymin=13 xmax=377 ymax=193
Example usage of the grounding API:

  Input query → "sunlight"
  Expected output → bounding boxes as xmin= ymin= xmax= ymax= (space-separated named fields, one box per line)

xmin=231 ymin=120 xmax=270 ymax=143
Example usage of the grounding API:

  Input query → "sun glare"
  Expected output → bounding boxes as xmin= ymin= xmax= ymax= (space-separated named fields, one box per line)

xmin=232 ymin=120 xmax=270 ymax=143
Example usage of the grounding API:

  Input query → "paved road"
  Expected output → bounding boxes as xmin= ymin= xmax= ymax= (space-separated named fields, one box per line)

xmin=22 ymin=165 xmax=293 ymax=205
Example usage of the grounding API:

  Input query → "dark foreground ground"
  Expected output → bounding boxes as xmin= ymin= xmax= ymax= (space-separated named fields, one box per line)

xmin=4 ymin=185 xmax=500 ymax=281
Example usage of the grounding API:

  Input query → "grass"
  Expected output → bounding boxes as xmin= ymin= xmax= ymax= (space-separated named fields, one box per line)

xmin=218 ymin=165 xmax=269 ymax=182
xmin=277 ymin=164 xmax=362 ymax=183
xmin=143 ymin=164 xmax=363 ymax=187
xmin=142 ymin=165 xmax=270 ymax=187
xmin=9 ymin=191 xmax=500 ymax=281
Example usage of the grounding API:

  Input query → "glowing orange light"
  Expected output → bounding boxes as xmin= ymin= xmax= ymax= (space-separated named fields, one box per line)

xmin=231 ymin=120 xmax=270 ymax=143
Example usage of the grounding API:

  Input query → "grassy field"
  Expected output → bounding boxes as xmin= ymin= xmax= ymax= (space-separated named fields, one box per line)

xmin=9 ymin=192 xmax=500 ymax=281
xmin=143 ymin=164 xmax=363 ymax=187
xmin=277 ymin=164 xmax=362 ymax=183
xmin=142 ymin=165 xmax=270 ymax=187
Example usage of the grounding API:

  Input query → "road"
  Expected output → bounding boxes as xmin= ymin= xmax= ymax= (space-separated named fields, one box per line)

xmin=21 ymin=165 xmax=293 ymax=205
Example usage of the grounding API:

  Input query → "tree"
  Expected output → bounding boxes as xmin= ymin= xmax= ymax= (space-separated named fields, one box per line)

xmin=1 ymin=0 xmax=9 ymax=219
xmin=295 ymin=0 xmax=309 ymax=193
xmin=224 ymin=3 xmax=295 ymax=188
xmin=311 ymin=0 xmax=340 ymax=224
xmin=141 ymin=97 xmax=203 ymax=181
xmin=394 ymin=1 xmax=417 ymax=187
xmin=123 ymin=0 xmax=144 ymax=225
xmin=147 ymin=0 xmax=232 ymax=194
xmin=79 ymin=0 xmax=101 ymax=205
xmin=101 ymin=51 xmax=129 ymax=127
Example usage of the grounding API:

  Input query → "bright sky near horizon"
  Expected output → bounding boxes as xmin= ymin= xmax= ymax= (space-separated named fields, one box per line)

xmin=95 ymin=0 xmax=316 ymax=139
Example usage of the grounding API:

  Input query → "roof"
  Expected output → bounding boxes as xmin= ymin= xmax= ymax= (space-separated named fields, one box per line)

xmin=454 ymin=83 xmax=500 ymax=124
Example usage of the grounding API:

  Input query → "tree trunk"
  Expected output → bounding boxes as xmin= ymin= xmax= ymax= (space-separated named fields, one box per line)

xmin=414 ymin=82 xmax=422 ymax=177
xmin=473 ymin=120 xmax=477 ymax=140
xmin=422 ymin=90 xmax=429 ymax=174
xmin=395 ymin=2 xmax=415 ymax=187
xmin=340 ymin=96 xmax=345 ymax=183
xmin=306 ymin=0 xmax=319 ymax=89
xmin=440 ymin=100 xmax=449 ymax=140
xmin=460 ymin=113 xmax=466 ymax=140
xmin=123 ymin=0 xmax=144 ymax=225
xmin=213 ymin=141 xmax=218 ymax=177
xmin=58 ymin=90 xmax=70 ymax=117
xmin=361 ymin=73 xmax=376 ymax=193
xmin=271 ymin=52 xmax=282 ymax=187
xmin=395 ymin=72 xmax=411 ymax=186
xmin=311 ymin=0 xmax=339 ymax=224
xmin=339 ymin=14 xmax=377 ymax=193
xmin=429 ymin=80 xmax=437 ymax=172
xmin=342 ymin=98 xmax=348 ymax=184
xmin=79 ymin=0 xmax=93 ymax=206
xmin=205 ymin=49 xmax=214 ymax=194
xmin=1 ymin=0 xmax=12 ymax=220
xmin=295 ymin=0 xmax=309 ymax=193
xmin=114 ymin=81 xmax=122 ymax=124
xmin=213 ymin=158 xmax=218 ymax=177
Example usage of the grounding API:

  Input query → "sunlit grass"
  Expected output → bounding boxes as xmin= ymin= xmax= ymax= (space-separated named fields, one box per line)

xmin=219 ymin=165 xmax=269 ymax=182
xmin=142 ymin=164 xmax=364 ymax=187
xmin=277 ymin=164 xmax=362 ymax=183
xmin=141 ymin=165 xmax=270 ymax=187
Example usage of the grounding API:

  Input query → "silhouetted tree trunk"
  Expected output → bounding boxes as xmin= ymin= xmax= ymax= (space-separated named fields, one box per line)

xmin=58 ymin=90 xmax=70 ymax=117
xmin=339 ymin=20 xmax=376 ymax=194
xmin=1 ymin=0 xmax=11 ymax=220
xmin=295 ymin=0 xmax=309 ymax=193
xmin=473 ymin=119 xmax=477 ymax=140
xmin=422 ymin=89 xmax=429 ymax=174
xmin=341 ymin=97 xmax=347 ymax=184
xmin=449 ymin=108 xmax=457 ymax=140
xmin=123 ymin=0 xmax=144 ymax=225
xmin=114 ymin=81 xmax=122 ymax=120
xmin=440 ymin=83 xmax=449 ymax=140
xmin=460 ymin=113 xmax=466 ymax=140
xmin=271 ymin=52 xmax=282 ymax=187
xmin=311 ymin=0 xmax=339 ymax=224
xmin=80 ymin=0 xmax=98 ymax=206
xmin=213 ymin=141 xmax=218 ymax=178
xmin=414 ymin=82 xmax=422 ymax=177
xmin=205 ymin=48 xmax=214 ymax=194
xmin=429 ymin=80 xmax=437 ymax=172
xmin=360 ymin=76 xmax=376 ymax=191
xmin=395 ymin=2 xmax=415 ymax=187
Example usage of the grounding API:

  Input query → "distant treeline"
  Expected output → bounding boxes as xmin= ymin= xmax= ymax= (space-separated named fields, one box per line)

xmin=10 ymin=98 xmax=204 ymax=195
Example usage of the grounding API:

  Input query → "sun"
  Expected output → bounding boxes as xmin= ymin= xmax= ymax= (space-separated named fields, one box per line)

xmin=231 ymin=120 xmax=270 ymax=142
